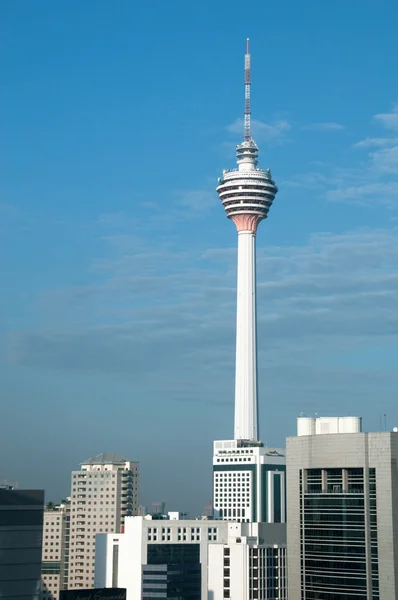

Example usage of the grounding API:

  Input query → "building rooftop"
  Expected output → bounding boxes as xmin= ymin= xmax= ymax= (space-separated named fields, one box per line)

xmin=81 ymin=452 xmax=127 ymax=465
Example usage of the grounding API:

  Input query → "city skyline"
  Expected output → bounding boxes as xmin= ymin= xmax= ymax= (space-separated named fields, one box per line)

xmin=1 ymin=0 xmax=398 ymax=516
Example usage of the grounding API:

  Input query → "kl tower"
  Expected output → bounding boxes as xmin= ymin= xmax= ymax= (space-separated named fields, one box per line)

xmin=216 ymin=39 xmax=278 ymax=442
xmin=212 ymin=40 xmax=285 ymax=525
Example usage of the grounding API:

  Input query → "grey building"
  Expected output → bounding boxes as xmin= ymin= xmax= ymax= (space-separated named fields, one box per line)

xmin=0 ymin=488 xmax=44 ymax=599
xmin=287 ymin=416 xmax=398 ymax=600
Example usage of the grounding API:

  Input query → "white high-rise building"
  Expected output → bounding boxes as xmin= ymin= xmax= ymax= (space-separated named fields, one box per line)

xmin=67 ymin=452 xmax=139 ymax=590
xmin=214 ymin=40 xmax=285 ymax=524
xmin=213 ymin=440 xmax=285 ymax=523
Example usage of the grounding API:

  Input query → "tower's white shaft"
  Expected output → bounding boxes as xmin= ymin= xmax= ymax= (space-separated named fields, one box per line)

xmin=234 ymin=230 xmax=259 ymax=441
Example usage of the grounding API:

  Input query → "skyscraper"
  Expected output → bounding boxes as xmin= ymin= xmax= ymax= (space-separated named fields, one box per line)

xmin=213 ymin=40 xmax=285 ymax=524
xmin=287 ymin=416 xmax=398 ymax=599
xmin=67 ymin=453 xmax=139 ymax=589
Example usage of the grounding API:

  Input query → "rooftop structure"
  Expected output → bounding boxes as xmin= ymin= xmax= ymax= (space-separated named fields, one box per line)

xmin=81 ymin=453 xmax=128 ymax=466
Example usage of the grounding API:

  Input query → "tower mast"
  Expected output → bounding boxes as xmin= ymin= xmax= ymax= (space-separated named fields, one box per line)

xmin=216 ymin=40 xmax=278 ymax=441
xmin=244 ymin=38 xmax=251 ymax=142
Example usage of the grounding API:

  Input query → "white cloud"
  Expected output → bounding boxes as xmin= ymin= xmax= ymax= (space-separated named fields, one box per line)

xmin=354 ymin=137 xmax=398 ymax=148
xmin=326 ymin=181 xmax=398 ymax=203
xmin=175 ymin=190 xmax=216 ymax=213
xmin=370 ymin=144 xmax=398 ymax=174
xmin=8 ymin=214 xmax=398 ymax=475
xmin=301 ymin=104 xmax=398 ymax=206
xmin=374 ymin=105 xmax=398 ymax=131
xmin=304 ymin=122 xmax=344 ymax=132
xmin=11 ymin=223 xmax=398 ymax=376
xmin=226 ymin=118 xmax=291 ymax=142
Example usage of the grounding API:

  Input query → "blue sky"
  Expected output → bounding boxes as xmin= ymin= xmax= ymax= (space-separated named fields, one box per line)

xmin=1 ymin=0 xmax=398 ymax=515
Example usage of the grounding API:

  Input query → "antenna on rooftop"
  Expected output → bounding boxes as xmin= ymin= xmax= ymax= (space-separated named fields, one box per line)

xmin=244 ymin=38 xmax=251 ymax=142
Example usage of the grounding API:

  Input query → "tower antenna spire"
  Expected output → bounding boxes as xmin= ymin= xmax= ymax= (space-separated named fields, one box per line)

xmin=244 ymin=38 xmax=251 ymax=142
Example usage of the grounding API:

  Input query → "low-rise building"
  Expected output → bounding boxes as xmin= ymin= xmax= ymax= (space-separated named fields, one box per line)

xmin=95 ymin=515 xmax=286 ymax=600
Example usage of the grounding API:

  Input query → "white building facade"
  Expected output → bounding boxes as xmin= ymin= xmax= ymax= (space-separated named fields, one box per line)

xmin=213 ymin=440 xmax=285 ymax=524
xmin=67 ymin=453 xmax=139 ymax=590
xmin=95 ymin=516 xmax=286 ymax=600
xmin=208 ymin=522 xmax=287 ymax=600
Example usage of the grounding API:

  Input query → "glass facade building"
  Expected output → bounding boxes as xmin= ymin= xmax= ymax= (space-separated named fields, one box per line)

xmin=300 ymin=467 xmax=378 ymax=599
xmin=287 ymin=426 xmax=398 ymax=600
xmin=0 ymin=488 xmax=44 ymax=600
xmin=142 ymin=544 xmax=201 ymax=600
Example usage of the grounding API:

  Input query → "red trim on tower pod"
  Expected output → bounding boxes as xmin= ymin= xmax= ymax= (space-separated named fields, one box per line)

xmin=230 ymin=214 xmax=263 ymax=232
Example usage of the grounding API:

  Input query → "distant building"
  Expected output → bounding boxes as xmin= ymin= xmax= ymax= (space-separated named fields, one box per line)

xmin=150 ymin=502 xmax=166 ymax=515
xmin=0 ymin=488 xmax=44 ymax=599
xmin=0 ymin=481 xmax=18 ymax=490
xmin=202 ymin=501 xmax=213 ymax=519
xmin=40 ymin=499 xmax=70 ymax=600
xmin=287 ymin=416 xmax=398 ymax=599
xmin=67 ymin=452 xmax=139 ymax=590
xmin=95 ymin=515 xmax=286 ymax=600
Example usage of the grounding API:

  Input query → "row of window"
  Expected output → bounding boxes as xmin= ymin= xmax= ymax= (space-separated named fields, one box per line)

xmin=215 ymin=457 xmax=252 ymax=463
xmin=215 ymin=473 xmax=250 ymax=478
xmin=217 ymin=449 xmax=255 ymax=454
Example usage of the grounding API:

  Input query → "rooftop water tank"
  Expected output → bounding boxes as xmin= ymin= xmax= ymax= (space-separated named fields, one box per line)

xmin=338 ymin=416 xmax=362 ymax=434
xmin=297 ymin=417 xmax=316 ymax=437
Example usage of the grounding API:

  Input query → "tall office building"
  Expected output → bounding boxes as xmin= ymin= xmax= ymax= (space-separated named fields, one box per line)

xmin=213 ymin=440 xmax=285 ymax=523
xmin=214 ymin=40 xmax=285 ymax=524
xmin=67 ymin=453 xmax=138 ymax=590
xmin=0 ymin=487 xmax=44 ymax=599
xmin=40 ymin=500 xmax=70 ymax=600
xmin=287 ymin=416 xmax=398 ymax=599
